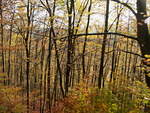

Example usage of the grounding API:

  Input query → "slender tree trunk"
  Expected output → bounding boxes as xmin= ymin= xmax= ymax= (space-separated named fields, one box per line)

xmin=98 ymin=0 xmax=110 ymax=88
xmin=7 ymin=14 xmax=14 ymax=85
xmin=65 ymin=0 xmax=74 ymax=95
xmin=25 ymin=0 xmax=31 ymax=112
xmin=0 ymin=0 xmax=5 ymax=78
xmin=82 ymin=0 xmax=92 ymax=78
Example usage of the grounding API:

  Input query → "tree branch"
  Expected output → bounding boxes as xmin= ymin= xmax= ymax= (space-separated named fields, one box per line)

xmin=112 ymin=0 xmax=137 ymax=18
xmin=60 ymin=32 xmax=138 ymax=41
xmin=106 ymin=49 xmax=142 ymax=58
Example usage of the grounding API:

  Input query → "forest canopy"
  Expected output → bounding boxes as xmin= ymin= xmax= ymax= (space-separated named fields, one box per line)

xmin=0 ymin=0 xmax=150 ymax=113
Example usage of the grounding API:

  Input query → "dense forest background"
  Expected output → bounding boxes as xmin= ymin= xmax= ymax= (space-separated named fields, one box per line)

xmin=0 ymin=0 xmax=150 ymax=113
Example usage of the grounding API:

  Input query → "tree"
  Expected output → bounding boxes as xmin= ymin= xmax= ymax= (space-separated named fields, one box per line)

xmin=98 ymin=0 xmax=110 ymax=89
xmin=111 ymin=0 xmax=150 ymax=87
xmin=0 ymin=0 xmax=150 ymax=112
xmin=0 ymin=0 xmax=5 ymax=80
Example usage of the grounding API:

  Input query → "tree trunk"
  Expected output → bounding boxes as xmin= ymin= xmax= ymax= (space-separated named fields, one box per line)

xmin=98 ymin=0 xmax=110 ymax=88
xmin=0 ymin=0 xmax=5 ymax=79
xmin=136 ymin=0 xmax=150 ymax=112
xmin=136 ymin=0 xmax=150 ymax=88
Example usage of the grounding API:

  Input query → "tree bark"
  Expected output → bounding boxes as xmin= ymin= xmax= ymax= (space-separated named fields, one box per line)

xmin=98 ymin=0 xmax=110 ymax=88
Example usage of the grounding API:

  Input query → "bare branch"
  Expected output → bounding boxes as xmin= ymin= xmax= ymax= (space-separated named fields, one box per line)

xmin=60 ymin=32 xmax=138 ymax=41
xmin=106 ymin=49 xmax=142 ymax=58
xmin=112 ymin=0 xmax=137 ymax=18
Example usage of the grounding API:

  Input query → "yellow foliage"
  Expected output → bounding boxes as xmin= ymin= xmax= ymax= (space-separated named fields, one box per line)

xmin=144 ymin=54 xmax=150 ymax=58
xmin=0 ymin=85 xmax=26 ymax=113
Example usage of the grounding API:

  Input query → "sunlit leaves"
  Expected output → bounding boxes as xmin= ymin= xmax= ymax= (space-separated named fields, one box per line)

xmin=144 ymin=54 xmax=150 ymax=59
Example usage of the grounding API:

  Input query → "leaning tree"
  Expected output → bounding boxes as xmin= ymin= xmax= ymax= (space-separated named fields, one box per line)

xmin=111 ymin=0 xmax=150 ymax=88
xmin=112 ymin=0 xmax=150 ymax=111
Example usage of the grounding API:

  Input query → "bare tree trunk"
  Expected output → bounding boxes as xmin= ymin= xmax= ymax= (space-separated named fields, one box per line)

xmin=0 ymin=0 xmax=5 ymax=81
xmin=7 ymin=13 xmax=14 ymax=85
xmin=98 ymin=0 xmax=110 ymax=88
xmin=25 ymin=0 xmax=31 ymax=112
xmin=82 ymin=0 xmax=92 ymax=78
xmin=65 ymin=0 xmax=74 ymax=95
